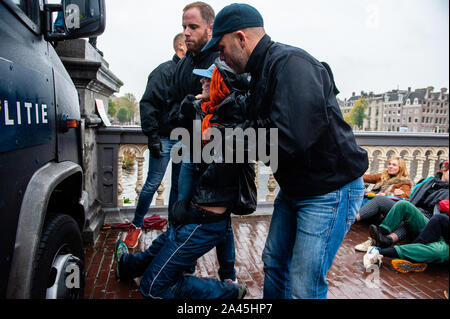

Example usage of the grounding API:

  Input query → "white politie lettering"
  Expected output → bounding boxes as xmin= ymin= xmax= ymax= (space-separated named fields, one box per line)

xmin=16 ymin=101 xmax=21 ymax=124
xmin=24 ymin=102 xmax=32 ymax=124
xmin=1 ymin=99 xmax=50 ymax=126
xmin=4 ymin=100 xmax=14 ymax=125
xmin=42 ymin=104 xmax=48 ymax=123
xmin=35 ymin=103 xmax=39 ymax=124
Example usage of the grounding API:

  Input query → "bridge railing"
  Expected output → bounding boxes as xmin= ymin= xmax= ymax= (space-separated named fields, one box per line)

xmin=97 ymin=128 xmax=448 ymax=224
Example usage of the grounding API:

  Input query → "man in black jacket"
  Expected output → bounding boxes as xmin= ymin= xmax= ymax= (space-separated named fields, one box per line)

xmin=123 ymin=33 xmax=187 ymax=249
xmin=166 ymin=2 xmax=238 ymax=283
xmin=202 ymin=3 xmax=369 ymax=299
xmin=114 ymin=2 xmax=246 ymax=299
xmin=167 ymin=5 xmax=219 ymax=131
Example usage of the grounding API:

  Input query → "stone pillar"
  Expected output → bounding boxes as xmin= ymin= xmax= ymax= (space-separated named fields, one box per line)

xmin=254 ymin=161 xmax=259 ymax=189
xmin=117 ymin=153 xmax=124 ymax=206
xmin=156 ymin=182 xmax=165 ymax=206
xmin=367 ymin=154 xmax=374 ymax=174
xmin=415 ymin=156 xmax=426 ymax=183
xmin=55 ymin=39 xmax=123 ymax=243
xmin=427 ymin=154 xmax=438 ymax=178
xmin=382 ymin=154 xmax=389 ymax=170
xmin=266 ymin=171 xmax=277 ymax=202
xmin=403 ymin=155 xmax=413 ymax=178
xmin=135 ymin=155 xmax=146 ymax=203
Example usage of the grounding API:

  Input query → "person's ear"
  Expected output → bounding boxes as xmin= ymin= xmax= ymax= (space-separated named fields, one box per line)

xmin=178 ymin=42 xmax=186 ymax=53
xmin=208 ymin=22 xmax=213 ymax=39
xmin=235 ymin=30 xmax=246 ymax=49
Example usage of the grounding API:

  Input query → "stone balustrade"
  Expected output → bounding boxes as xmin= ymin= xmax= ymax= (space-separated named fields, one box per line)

xmin=97 ymin=129 xmax=448 ymax=217
xmin=53 ymin=38 xmax=448 ymax=243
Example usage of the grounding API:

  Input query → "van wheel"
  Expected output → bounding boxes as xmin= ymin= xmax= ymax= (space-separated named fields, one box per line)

xmin=31 ymin=214 xmax=85 ymax=299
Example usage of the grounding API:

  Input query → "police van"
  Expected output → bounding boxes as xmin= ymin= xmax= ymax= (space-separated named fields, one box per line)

xmin=0 ymin=0 xmax=105 ymax=298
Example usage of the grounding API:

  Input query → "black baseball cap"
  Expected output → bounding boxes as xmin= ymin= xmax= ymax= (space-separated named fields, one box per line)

xmin=202 ymin=3 xmax=264 ymax=52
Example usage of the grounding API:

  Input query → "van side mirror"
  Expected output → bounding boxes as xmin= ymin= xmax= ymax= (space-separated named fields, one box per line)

xmin=45 ymin=0 xmax=106 ymax=41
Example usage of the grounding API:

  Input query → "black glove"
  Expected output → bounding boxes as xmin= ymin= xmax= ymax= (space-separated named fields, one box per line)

xmin=179 ymin=94 xmax=197 ymax=120
xmin=149 ymin=141 xmax=162 ymax=158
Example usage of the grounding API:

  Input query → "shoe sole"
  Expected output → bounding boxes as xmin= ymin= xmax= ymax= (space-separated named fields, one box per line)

xmin=113 ymin=240 xmax=121 ymax=259
xmin=392 ymin=259 xmax=427 ymax=273
xmin=125 ymin=230 xmax=142 ymax=249
xmin=239 ymin=285 xmax=247 ymax=299
xmin=114 ymin=241 xmax=122 ymax=280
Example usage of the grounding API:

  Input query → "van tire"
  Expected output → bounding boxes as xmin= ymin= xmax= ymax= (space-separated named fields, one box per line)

xmin=31 ymin=214 xmax=85 ymax=299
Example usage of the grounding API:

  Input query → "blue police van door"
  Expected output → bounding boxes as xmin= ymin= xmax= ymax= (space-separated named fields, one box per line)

xmin=0 ymin=1 xmax=57 ymax=297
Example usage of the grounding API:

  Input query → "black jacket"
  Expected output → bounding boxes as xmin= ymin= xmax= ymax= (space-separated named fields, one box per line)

xmin=178 ymin=59 xmax=251 ymax=133
xmin=409 ymin=173 xmax=449 ymax=218
xmin=179 ymin=60 xmax=256 ymax=215
xmin=167 ymin=49 xmax=219 ymax=130
xmin=246 ymin=35 xmax=369 ymax=198
xmin=139 ymin=54 xmax=180 ymax=145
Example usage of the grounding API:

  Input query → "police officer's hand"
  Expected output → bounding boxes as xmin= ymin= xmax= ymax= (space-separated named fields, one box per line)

xmin=149 ymin=141 xmax=162 ymax=158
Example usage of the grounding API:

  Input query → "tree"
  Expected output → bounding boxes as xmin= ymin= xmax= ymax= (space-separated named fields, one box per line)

xmin=117 ymin=107 xmax=130 ymax=123
xmin=347 ymin=98 xmax=368 ymax=130
xmin=343 ymin=112 xmax=352 ymax=125
xmin=117 ymin=93 xmax=139 ymax=123
xmin=108 ymin=98 xmax=117 ymax=117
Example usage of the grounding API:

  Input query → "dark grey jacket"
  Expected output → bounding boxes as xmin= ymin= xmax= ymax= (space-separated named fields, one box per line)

xmin=167 ymin=49 xmax=219 ymax=129
xmin=178 ymin=59 xmax=256 ymax=215
xmin=139 ymin=54 xmax=180 ymax=145
xmin=410 ymin=173 xmax=449 ymax=218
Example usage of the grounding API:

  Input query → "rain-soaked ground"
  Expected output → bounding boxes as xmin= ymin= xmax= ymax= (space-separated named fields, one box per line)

xmin=84 ymin=215 xmax=448 ymax=300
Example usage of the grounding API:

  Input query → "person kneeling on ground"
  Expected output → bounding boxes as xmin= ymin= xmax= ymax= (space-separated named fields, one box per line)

xmin=112 ymin=60 xmax=256 ymax=299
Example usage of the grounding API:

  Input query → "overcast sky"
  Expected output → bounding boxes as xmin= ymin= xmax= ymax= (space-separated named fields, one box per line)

xmin=96 ymin=0 xmax=449 ymax=101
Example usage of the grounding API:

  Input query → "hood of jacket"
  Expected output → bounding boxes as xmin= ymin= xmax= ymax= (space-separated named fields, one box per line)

xmin=214 ymin=58 xmax=250 ymax=92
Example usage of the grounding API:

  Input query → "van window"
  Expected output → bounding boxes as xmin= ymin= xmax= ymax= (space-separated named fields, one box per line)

xmin=10 ymin=0 xmax=41 ymax=27
xmin=12 ymin=0 xmax=27 ymax=11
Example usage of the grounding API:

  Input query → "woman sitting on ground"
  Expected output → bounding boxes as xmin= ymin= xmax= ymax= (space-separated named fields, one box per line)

xmin=356 ymin=160 xmax=449 ymax=253
xmin=358 ymin=156 xmax=413 ymax=221
xmin=354 ymin=157 xmax=413 ymax=251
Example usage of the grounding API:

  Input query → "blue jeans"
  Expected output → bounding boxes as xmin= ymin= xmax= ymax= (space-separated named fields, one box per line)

xmin=119 ymin=205 xmax=240 ymax=299
xmin=177 ymin=161 xmax=236 ymax=281
xmin=177 ymin=161 xmax=195 ymax=202
xmin=132 ymin=138 xmax=181 ymax=228
xmin=262 ymin=177 xmax=364 ymax=299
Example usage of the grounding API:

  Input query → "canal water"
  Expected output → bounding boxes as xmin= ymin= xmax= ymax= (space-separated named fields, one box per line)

xmin=121 ymin=150 xmax=278 ymax=206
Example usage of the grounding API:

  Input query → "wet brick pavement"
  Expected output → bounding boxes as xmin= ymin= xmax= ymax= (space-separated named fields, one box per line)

xmin=84 ymin=215 xmax=449 ymax=299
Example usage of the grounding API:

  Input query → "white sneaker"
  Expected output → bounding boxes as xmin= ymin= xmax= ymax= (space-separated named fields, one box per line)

xmin=355 ymin=237 xmax=375 ymax=252
xmin=363 ymin=246 xmax=383 ymax=270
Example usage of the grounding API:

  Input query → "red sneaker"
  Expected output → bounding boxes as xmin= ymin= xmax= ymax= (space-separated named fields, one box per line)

xmin=124 ymin=224 xmax=142 ymax=249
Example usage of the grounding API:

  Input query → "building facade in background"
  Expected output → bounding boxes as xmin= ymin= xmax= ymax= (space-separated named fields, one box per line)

xmin=340 ymin=86 xmax=449 ymax=133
